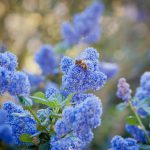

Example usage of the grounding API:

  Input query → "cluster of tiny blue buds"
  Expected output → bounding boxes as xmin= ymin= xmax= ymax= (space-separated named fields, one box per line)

xmin=116 ymin=78 xmax=132 ymax=102
xmin=8 ymin=71 xmax=31 ymax=96
xmin=35 ymin=44 xmax=57 ymax=75
xmin=0 ymin=110 xmax=13 ymax=144
xmin=126 ymin=124 xmax=150 ymax=143
xmin=61 ymin=47 xmax=107 ymax=93
xmin=2 ymin=101 xmax=37 ymax=145
xmin=0 ymin=52 xmax=31 ymax=96
xmin=50 ymin=136 xmax=83 ymax=150
xmin=61 ymin=1 xmax=104 ymax=47
xmin=110 ymin=135 xmax=139 ymax=150
xmin=52 ymin=95 xmax=102 ymax=149
xmin=134 ymin=72 xmax=150 ymax=117
xmin=0 ymin=51 xmax=18 ymax=71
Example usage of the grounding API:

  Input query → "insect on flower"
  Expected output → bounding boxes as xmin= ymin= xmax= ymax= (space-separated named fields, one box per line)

xmin=75 ymin=59 xmax=88 ymax=70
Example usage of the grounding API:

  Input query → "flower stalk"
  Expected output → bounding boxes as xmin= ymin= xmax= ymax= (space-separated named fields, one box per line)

xmin=128 ymin=101 xmax=150 ymax=144
xmin=25 ymin=106 xmax=49 ymax=133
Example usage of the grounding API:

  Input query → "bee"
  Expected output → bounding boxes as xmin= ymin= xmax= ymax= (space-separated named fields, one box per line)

xmin=75 ymin=59 xmax=88 ymax=70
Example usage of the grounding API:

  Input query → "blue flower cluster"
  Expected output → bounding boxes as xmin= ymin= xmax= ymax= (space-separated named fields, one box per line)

xmin=35 ymin=44 xmax=57 ymax=75
xmin=0 ymin=110 xmax=13 ymax=144
xmin=61 ymin=47 xmax=107 ymax=93
xmin=110 ymin=135 xmax=139 ymax=150
xmin=126 ymin=124 xmax=150 ymax=143
xmin=61 ymin=2 xmax=104 ymax=47
xmin=0 ymin=45 xmax=106 ymax=149
xmin=45 ymin=87 xmax=62 ymax=102
xmin=116 ymin=78 xmax=132 ymax=102
xmin=50 ymin=136 xmax=83 ymax=150
xmin=0 ymin=52 xmax=30 ymax=96
xmin=8 ymin=72 xmax=31 ymax=96
xmin=2 ymin=101 xmax=37 ymax=145
xmin=134 ymin=72 xmax=150 ymax=117
xmin=0 ymin=51 xmax=18 ymax=71
xmin=71 ymin=93 xmax=94 ymax=104
xmin=52 ymin=95 xmax=102 ymax=149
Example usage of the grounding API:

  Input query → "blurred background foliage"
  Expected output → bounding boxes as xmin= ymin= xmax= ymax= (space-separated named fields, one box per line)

xmin=0 ymin=0 xmax=150 ymax=149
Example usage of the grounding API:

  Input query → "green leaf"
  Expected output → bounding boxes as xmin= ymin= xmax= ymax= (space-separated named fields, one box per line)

xmin=19 ymin=134 xmax=33 ymax=143
xmin=32 ymin=96 xmax=49 ymax=106
xmin=63 ymin=93 xmax=74 ymax=106
xmin=126 ymin=116 xmax=139 ymax=125
xmin=33 ymin=92 xmax=46 ymax=99
xmin=139 ymin=144 xmax=150 ymax=150
xmin=50 ymin=113 xmax=62 ymax=119
xmin=19 ymin=96 xmax=33 ymax=106
xmin=48 ymin=100 xmax=61 ymax=108
xmin=116 ymin=102 xmax=127 ymax=111
xmin=31 ymin=95 xmax=61 ymax=108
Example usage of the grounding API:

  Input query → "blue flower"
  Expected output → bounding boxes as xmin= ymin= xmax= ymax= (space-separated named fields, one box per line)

xmin=53 ymin=94 xmax=102 ymax=148
xmin=35 ymin=44 xmax=57 ymax=75
xmin=73 ymin=95 xmax=102 ymax=130
xmin=110 ymin=135 xmax=139 ymax=150
xmin=0 ymin=110 xmax=13 ymax=144
xmin=45 ymin=87 xmax=62 ymax=102
xmin=0 ymin=125 xmax=13 ymax=144
xmin=8 ymin=71 xmax=31 ymax=96
xmin=45 ymin=87 xmax=59 ymax=99
xmin=54 ymin=119 xmax=71 ymax=138
xmin=78 ymin=47 xmax=99 ymax=61
xmin=0 ymin=52 xmax=18 ymax=71
xmin=134 ymin=72 xmax=150 ymax=117
xmin=0 ymin=67 xmax=11 ymax=95
xmin=0 ymin=52 xmax=30 ymax=96
xmin=61 ymin=2 xmax=104 ymax=46
xmin=61 ymin=47 xmax=107 ymax=93
xmin=140 ymin=72 xmax=150 ymax=88
xmin=62 ymin=106 xmax=75 ymax=124
xmin=74 ymin=127 xmax=93 ymax=144
xmin=0 ymin=110 xmax=7 ymax=124
xmin=2 ymin=101 xmax=37 ymax=145
xmin=71 ymin=93 xmax=94 ymax=104
xmin=126 ymin=124 xmax=150 ymax=143
xmin=116 ymin=78 xmax=132 ymax=102
xmin=60 ymin=56 xmax=74 ymax=74
xmin=135 ymin=72 xmax=150 ymax=100
xmin=50 ymin=136 xmax=84 ymax=150
xmin=0 ymin=51 xmax=18 ymax=95
xmin=61 ymin=22 xmax=79 ymax=47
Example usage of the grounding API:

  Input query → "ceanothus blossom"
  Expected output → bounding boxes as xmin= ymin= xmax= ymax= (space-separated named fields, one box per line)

xmin=2 ymin=101 xmax=37 ymax=145
xmin=61 ymin=47 xmax=107 ymax=93
xmin=61 ymin=1 xmax=104 ymax=46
